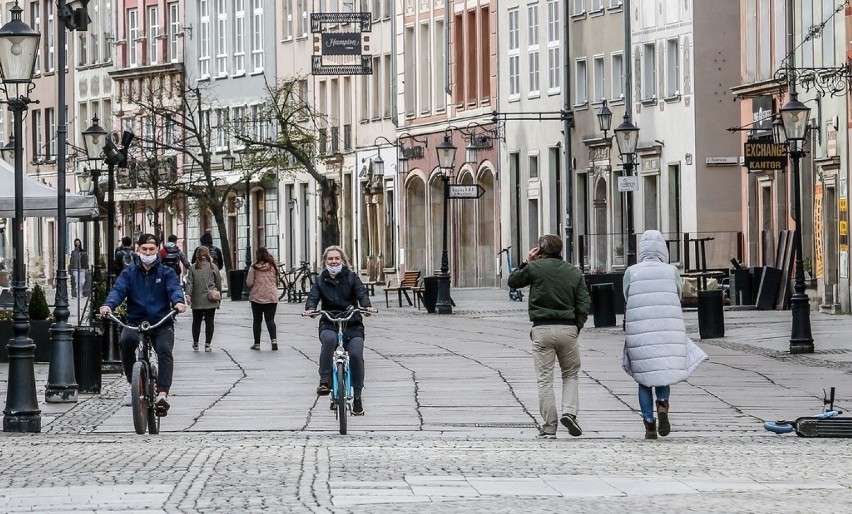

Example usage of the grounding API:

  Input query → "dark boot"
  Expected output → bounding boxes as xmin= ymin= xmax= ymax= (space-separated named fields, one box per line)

xmin=656 ymin=400 xmax=670 ymax=436
xmin=644 ymin=418 xmax=658 ymax=439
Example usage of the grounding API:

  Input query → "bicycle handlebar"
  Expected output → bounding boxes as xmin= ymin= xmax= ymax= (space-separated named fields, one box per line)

xmin=302 ymin=307 xmax=376 ymax=323
xmin=103 ymin=309 xmax=179 ymax=332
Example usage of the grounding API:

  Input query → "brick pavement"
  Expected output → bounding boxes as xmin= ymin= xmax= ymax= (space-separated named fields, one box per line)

xmin=0 ymin=286 xmax=851 ymax=512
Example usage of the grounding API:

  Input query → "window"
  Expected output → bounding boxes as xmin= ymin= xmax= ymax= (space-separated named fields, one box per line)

xmin=418 ymin=23 xmax=431 ymax=113
xmin=822 ymin=0 xmax=836 ymax=67
xmin=593 ymin=56 xmax=604 ymax=102
xmin=573 ymin=0 xmax=585 ymax=15
xmin=32 ymin=110 xmax=43 ymax=162
xmin=199 ymin=0 xmax=210 ymax=77
xmin=434 ymin=18 xmax=446 ymax=111
xmin=610 ymin=0 xmax=623 ymax=7
xmin=89 ymin=1 xmax=100 ymax=64
xmin=529 ymin=154 xmax=539 ymax=180
xmin=47 ymin=2 xmax=55 ymax=71
xmin=642 ymin=42 xmax=656 ymax=100
xmin=168 ymin=2 xmax=179 ymax=63
xmin=665 ymin=38 xmax=679 ymax=96
xmin=252 ymin=0 xmax=264 ymax=71
xmin=282 ymin=0 xmax=293 ymax=40
xmin=142 ymin=116 xmax=154 ymax=151
xmin=46 ymin=108 xmax=55 ymax=160
xmin=547 ymin=0 xmax=560 ymax=92
xmin=31 ymin=3 xmax=40 ymax=74
xmin=801 ymin=2 xmax=813 ymax=67
xmin=611 ymin=52 xmax=624 ymax=99
xmin=148 ymin=6 xmax=159 ymax=65
xmin=216 ymin=0 xmax=227 ymax=75
xmin=234 ymin=0 xmax=246 ymax=73
xmin=215 ymin=108 xmax=227 ymax=150
xmin=232 ymin=106 xmax=246 ymax=148
xmin=165 ymin=116 xmax=176 ymax=147
xmin=128 ymin=8 xmax=139 ymax=67
xmin=528 ymin=4 xmax=540 ymax=96
xmin=574 ymin=58 xmax=587 ymax=105
xmin=508 ymin=8 xmax=520 ymax=98
xmin=297 ymin=0 xmax=307 ymax=38
xmin=592 ymin=0 xmax=604 ymax=11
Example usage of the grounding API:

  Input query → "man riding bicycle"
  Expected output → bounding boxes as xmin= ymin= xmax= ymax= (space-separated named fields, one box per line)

xmin=100 ymin=233 xmax=187 ymax=414
xmin=304 ymin=246 xmax=376 ymax=415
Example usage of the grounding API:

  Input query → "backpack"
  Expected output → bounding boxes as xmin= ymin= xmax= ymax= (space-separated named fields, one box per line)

xmin=162 ymin=246 xmax=182 ymax=274
xmin=116 ymin=247 xmax=134 ymax=273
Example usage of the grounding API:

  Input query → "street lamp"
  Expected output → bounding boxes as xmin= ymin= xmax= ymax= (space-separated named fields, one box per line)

xmin=780 ymin=92 xmax=814 ymax=354
xmin=1 ymin=136 xmax=15 ymax=162
xmin=435 ymin=134 xmax=457 ymax=315
xmin=597 ymin=101 xmax=640 ymax=267
xmin=224 ymin=151 xmax=252 ymax=300
xmin=1 ymin=1 xmax=43 ymax=432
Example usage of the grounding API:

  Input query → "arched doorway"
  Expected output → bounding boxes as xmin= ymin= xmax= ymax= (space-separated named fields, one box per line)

xmin=405 ymin=175 xmax=427 ymax=273
xmin=593 ymin=177 xmax=608 ymax=270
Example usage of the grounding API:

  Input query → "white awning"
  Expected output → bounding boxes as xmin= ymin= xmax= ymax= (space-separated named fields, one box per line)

xmin=0 ymin=158 xmax=98 ymax=219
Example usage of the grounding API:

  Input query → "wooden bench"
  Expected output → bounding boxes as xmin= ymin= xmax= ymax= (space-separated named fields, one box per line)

xmin=385 ymin=271 xmax=421 ymax=308
xmin=362 ymin=281 xmax=376 ymax=296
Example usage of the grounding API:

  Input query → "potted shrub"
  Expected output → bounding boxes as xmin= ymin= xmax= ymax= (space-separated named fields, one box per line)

xmin=28 ymin=283 xmax=54 ymax=362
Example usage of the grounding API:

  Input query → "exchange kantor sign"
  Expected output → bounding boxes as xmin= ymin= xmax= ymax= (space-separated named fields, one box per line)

xmin=448 ymin=184 xmax=486 ymax=199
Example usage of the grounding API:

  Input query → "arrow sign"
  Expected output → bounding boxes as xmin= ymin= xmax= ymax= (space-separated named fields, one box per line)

xmin=448 ymin=184 xmax=486 ymax=199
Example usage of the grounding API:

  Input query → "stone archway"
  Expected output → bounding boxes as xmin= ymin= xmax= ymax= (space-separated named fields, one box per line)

xmin=405 ymin=175 xmax=427 ymax=274
xmin=593 ymin=177 xmax=609 ymax=270
xmin=477 ymin=168 xmax=497 ymax=286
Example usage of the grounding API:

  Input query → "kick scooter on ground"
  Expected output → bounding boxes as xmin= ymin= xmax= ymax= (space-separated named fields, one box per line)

xmin=764 ymin=387 xmax=851 ymax=437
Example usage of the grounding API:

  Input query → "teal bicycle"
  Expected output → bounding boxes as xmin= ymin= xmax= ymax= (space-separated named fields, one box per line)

xmin=304 ymin=307 xmax=374 ymax=435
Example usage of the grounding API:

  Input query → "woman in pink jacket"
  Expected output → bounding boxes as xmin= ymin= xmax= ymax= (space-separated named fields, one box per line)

xmin=246 ymin=247 xmax=280 ymax=351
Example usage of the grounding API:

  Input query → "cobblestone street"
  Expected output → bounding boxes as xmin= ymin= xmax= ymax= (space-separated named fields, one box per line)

xmin=2 ymin=288 xmax=852 ymax=512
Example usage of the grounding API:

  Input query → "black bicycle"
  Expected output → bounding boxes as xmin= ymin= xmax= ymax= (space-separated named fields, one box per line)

xmin=278 ymin=261 xmax=318 ymax=301
xmin=105 ymin=309 xmax=178 ymax=435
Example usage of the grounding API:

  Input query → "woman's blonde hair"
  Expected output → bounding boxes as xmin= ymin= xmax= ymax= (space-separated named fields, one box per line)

xmin=322 ymin=245 xmax=351 ymax=268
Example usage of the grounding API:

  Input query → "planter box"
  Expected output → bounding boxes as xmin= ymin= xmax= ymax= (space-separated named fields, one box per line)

xmin=0 ymin=319 xmax=53 ymax=363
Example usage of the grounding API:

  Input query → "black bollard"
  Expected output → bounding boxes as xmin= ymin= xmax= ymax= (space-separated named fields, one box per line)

xmin=698 ymin=289 xmax=725 ymax=339
xmin=591 ymin=283 xmax=616 ymax=328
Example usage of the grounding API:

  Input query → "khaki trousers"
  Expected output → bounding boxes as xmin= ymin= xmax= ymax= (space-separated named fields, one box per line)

xmin=531 ymin=325 xmax=581 ymax=434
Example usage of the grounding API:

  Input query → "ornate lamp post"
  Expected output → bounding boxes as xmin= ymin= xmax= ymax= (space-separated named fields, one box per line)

xmin=597 ymin=101 xmax=640 ymax=266
xmin=435 ymin=135 xmax=457 ymax=315
xmin=1 ymin=1 xmax=43 ymax=432
xmin=779 ymin=93 xmax=814 ymax=354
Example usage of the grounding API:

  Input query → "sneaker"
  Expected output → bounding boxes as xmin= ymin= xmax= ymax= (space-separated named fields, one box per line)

xmin=536 ymin=430 xmax=556 ymax=439
xmin=204 ymin=343 xmax=212 ymax=352
xmin=560 ymin=414 xmax=583 ymax=437
xmin=155 ymin=396 xmax=170 ymax=416
xmin=656 ymin=400 xmax=670 ymax=437
xmin=250 ymin=343 xmax=260 ymax=351
xmin=644 ymin=418 xmax=658 ymax=440
xmin=353 ymin=398 xmax=364 ymax=416
xmin=271 ymin=340 xmax=278 ymax=351
xmin=122 ymin=392 xmax=132 ymax=407
xmin=192 ymin=342 xmax=199 ymax=351
xmin=316 ymin=382 xmax=330 ymax=396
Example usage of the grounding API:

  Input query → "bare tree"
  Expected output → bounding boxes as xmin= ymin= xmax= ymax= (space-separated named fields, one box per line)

xmin=233 ymin=78 xmax=341 ymax=251
xmin=128 ymin=78 xmax=247 ymax=282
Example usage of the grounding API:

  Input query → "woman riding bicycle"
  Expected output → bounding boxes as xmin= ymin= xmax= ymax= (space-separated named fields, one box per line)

xmin=304 ymin=246 xmax=376 ymax=415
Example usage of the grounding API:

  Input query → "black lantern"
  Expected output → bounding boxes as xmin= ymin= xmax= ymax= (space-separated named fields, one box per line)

xmin=614 ymin=118 xmax=640 ymax=156
xmin=372 ymin=154 xmax=385 ymax=177
xmin=596 ymin=99 xmax=613 ymax=137
xmin=436 ymin=135 xmax=457 ymax=173
xmin=222 ymin=152 xmax=236 ymax=171
xmin=82 ymin=116 xmax=108 ymax=161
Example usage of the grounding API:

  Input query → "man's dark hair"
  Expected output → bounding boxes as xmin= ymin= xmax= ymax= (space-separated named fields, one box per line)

xmin=137 ymin=233 xmax=159 ymax=246
xmin=121 ymin=236 xmax=132 ymax=246
xmin=537 ymin=234 xmax=563 ymax=257
xmin=200 ymin=232 xmax=213 ymax=246
xmin=167 ymin=234 xmax=178 ymax=243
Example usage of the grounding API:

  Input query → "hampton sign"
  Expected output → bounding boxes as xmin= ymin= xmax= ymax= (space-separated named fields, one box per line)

xmin=743 ymin=142 xmax=788 ymax=171
xmin=311 ymin=12 xmax=373 ymax=75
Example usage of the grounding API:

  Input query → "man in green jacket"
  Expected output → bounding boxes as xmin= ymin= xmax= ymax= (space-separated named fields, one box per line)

xmin=509 ymin=234 xmax=590 ymax=439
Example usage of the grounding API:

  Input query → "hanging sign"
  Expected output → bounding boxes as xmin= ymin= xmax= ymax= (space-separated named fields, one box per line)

xmin=743 ymin=142 xmax=787 ymax=171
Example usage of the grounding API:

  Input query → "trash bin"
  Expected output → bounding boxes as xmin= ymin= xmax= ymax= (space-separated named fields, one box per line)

xmin=697 ymin=289 xmax=725 ymax=339
xmin=591 ymin=283 xmax=616 ymax=328
xmin=73 ymin=325 xmax=103 ymax=394
xmin=422 ymin=276 xmax=439 ymax=314
xmin=229 ymin=269 xmax=247 ymax=300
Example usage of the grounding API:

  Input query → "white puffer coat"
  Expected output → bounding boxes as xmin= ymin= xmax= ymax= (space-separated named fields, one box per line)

xmin=622 ymin=230 xmax=707 ymax=387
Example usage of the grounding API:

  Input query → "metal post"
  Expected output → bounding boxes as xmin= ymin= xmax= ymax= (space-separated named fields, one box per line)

xmin=102 ymin=161 xmax=120 ymax=370
xmin=435 ymin=173 xmax=453 ymax=314
xmin=625 ymin=154 xmax=636 ymax=266
xmin=789 ymin=146 xmax=813 ymax=353
xmin=47 ymin=3 xmax=77 ymax=403
xmin=3 ymin=99 xmax=41 ymax=432
xmin=90 ymin=168 xmax=101 ymax=285
xmin=241 ymin=176 xmax=252 ymax=300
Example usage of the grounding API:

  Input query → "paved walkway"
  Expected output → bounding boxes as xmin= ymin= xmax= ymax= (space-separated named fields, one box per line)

xmin=1 ymin=286 xmax=852 ymax=512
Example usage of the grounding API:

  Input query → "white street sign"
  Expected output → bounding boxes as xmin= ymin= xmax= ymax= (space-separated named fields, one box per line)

xmin=618 ymin=176 xmax=639 ymax=192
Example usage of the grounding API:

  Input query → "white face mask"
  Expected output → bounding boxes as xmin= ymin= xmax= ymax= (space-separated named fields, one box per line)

xmin=326 ymin=264 xmax=343 ymax=276
xmin=139 ymin=254 xmax=158 ymax=266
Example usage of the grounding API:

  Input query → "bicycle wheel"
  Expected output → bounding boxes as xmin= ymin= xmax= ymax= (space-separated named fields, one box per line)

xmin=131 ymin=362 xmax=147 ymax=434
xmin=336 ymin=362 xmax=347 ymax=435
xmin=299 ymin=272 xmax=314 ymax=295
xmin=278 ymin=268 xmax=290 ymax=300
xmin=147 ymin=375 xmax=159 ymax=435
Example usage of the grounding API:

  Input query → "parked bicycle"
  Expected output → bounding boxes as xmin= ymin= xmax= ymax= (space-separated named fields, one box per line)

xmin=105 ymin=309 xmax=178 ymax=435
xmin=303 ymin=307 xmax=375 ymax=435
xmin=497 ymin=246 xmax=524 ymax=302
xmin=278 ymin=261 xmax=318 ymax=301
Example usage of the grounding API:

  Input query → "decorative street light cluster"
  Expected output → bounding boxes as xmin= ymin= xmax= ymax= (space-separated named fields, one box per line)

xmin=597 ymin=99 xmax=640 ymax=267
xmin=435 ymin=134 xmax=457 ymax=315
xmin=1 ymin=1 xmax=43 ymax=432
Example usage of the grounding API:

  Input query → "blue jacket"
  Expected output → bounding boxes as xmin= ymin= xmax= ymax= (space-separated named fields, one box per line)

xmin=104 ymin=260 xmax=185 ymax=325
